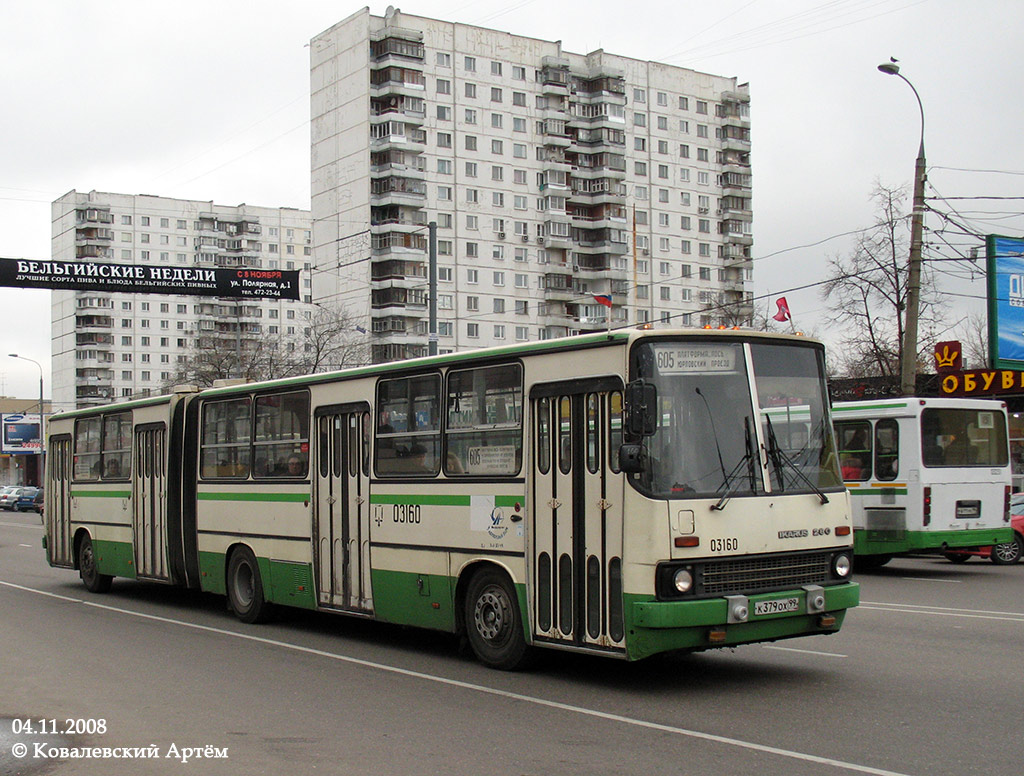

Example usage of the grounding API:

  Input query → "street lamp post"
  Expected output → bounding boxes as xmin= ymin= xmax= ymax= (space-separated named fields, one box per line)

xmin=9 ymin=354 xmax=45 ymax=488
xmin=878 ymin=60 xmax=927 ymax=397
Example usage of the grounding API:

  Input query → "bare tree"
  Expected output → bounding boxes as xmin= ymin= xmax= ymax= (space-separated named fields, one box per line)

xmin=820 ymin=183 xmax=944 ymax=378
xmin=165 ymin=303 xmax=370 ymax=389
xmin=952 ymin=311 xmax=990 ymax=369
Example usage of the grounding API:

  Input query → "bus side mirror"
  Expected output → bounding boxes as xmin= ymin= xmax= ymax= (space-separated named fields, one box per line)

xmin=625 ymin=380 xmax=657 ymax=437
xmin=618 ymin=443 xmax=647 ymax=474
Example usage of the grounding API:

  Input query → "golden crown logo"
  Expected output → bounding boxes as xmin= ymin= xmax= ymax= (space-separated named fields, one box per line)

xmin=934 ymin=344 xmax=959 ymax=369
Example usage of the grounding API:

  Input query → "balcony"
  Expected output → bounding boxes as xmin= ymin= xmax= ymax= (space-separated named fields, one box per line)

xmin=75 ymin=208 xmax=114 ymax=225
xmin=75 ymin=245 xmax=113 ymax=260
xmin=75 ymin=227 xmax=114 ymax=243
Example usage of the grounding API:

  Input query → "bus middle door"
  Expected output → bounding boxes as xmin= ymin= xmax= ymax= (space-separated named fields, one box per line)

xmin=132 ymin=424 xmax=168 ymax=580
xmin=314 ymin=405 xmax=372 ymax=612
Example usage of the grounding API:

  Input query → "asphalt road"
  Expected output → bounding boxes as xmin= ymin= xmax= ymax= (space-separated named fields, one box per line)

xmin=1 ymin=511 xmax=1020 ymax=776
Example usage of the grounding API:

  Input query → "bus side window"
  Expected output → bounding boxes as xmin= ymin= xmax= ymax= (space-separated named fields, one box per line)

xmin=835 ymin=421 xmax=871 ymax=481
xmin=874 ymin=419 xmax=899 ymax=480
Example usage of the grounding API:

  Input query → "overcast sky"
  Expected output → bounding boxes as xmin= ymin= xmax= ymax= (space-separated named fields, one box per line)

xmin=2 ymin=0 xmax=1022 ymax=399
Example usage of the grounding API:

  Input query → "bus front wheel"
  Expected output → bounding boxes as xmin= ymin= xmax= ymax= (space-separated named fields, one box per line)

xmin=227 ymin=547 xmax=271 ymax=623
xmin=78 ymin=534 xmax=113 ymax=594
xmin=464 ymin=568 xmax=531 ymax=670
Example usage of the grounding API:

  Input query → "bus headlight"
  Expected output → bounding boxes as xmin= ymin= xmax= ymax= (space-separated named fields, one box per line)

xmin=673 ymin=568 xmax=694 ymax=593
xmin=833 ymin=553 xmax=852 ymax=578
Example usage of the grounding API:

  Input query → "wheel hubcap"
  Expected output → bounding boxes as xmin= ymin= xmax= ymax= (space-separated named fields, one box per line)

xmin=474 ymin=588 xmax=509 ymax=642
xmin=994 ymin=541 xmax=1020 ymax=563
xmin=234 ymin=564 xmax=254 ymax=606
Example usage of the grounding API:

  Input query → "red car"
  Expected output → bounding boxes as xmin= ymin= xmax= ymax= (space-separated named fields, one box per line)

xmin=945 ymin=494 xmax=1024 ymax=565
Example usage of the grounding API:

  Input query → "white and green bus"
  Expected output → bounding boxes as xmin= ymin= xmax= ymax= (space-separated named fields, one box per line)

xmin=43 ymin=329 xmax=858 ymax=668
xmin=833 ymin=398 xmax=1014 ymax=566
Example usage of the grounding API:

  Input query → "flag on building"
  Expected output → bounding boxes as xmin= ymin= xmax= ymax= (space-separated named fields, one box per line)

xmin=593 ymin=294 xmax=613 ymax=308
xmin=355 ymin=325 xmax=367 ymax=334
xmin=772 ymin=297 xmax=791 ymax=323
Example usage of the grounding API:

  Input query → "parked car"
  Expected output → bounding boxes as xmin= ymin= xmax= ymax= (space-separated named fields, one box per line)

xmin=945 ymin=493 xmax=1024 ymax=565
xmin=12 ymin=487 xmax=39 ymax=512
xmin=0 ymin=486 xmax=29 ymax=510
xmin=32 ymin=488 xmax=44 ymax=514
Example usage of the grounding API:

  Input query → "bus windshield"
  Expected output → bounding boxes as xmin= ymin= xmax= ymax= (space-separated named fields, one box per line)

xmin=632 ymin=339 xmax=841 ymax=500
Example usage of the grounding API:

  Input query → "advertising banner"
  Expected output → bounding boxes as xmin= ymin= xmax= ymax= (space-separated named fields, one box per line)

xmin=2 ymin=413 xmax=41 ymax=454
xmin=986 ymin=235 xmax=1024 ymax=368
xmin=0 ymin=257 xmax=300 ymax=300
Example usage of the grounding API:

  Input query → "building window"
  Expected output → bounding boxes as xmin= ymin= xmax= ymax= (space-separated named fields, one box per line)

xmin=436 ymin=78 xmax=451 ymax=94
xmin=436 ymin=105 xmax=451 ymax=120
xmin=465 ymin=56 xmax=476 ymax=71
xmin=491 ymin=87 xmax=503 ymax=102
xmin=490 ymin=61 xmax=502 ymax=76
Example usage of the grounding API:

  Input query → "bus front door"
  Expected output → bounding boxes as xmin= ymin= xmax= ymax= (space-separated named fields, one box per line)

xmin=47 ymin=435 xmax=74 ymax=568
xmin=314 ymin=407 xmax=372 ymax=612
xmin=132 ymin=424 xmax=168 ymax=580
xmin=531 ymin=383 xmax=625 ymax=653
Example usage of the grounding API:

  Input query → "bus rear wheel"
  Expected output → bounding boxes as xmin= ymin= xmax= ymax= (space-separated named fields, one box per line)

xmin=78 ymin=534 xmax=112 ymax=594
xmin=227 ymin=547 xmax=270 ymax=623
xmin=464 ymin=568 xmax=531 ymax=670
xmin=990 ymin=535 xmax=1023 ymax=565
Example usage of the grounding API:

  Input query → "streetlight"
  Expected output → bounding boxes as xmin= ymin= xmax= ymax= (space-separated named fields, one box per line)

xmin=9 ymin=354 xmax=45 ymax=488
xmin=878 ymin=60 xmax=927 ymax=396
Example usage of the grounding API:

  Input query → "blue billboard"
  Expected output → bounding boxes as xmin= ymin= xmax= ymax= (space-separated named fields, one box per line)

xmin=987 ymin=235 xmax=1024 ymax=368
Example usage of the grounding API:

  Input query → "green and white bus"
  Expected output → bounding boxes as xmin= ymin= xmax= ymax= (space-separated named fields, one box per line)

xmin=43 ymin=329 xmax=858 ymax=669
xmin=833 ymin=398 xmax=1014 ymax=566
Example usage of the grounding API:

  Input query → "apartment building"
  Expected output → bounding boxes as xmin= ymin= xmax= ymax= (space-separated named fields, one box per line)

xmin=310 ymin=7 xmax=753 ymax=363
xmin=50 ymin=190 xmax=313 ymax=410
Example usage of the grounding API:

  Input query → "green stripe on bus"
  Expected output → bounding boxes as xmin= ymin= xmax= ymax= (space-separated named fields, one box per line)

xmin=197 ymin=492 xmax=309 ymax=503
xmin=846 ymin=488 xmax=908 ymax=496
xmin=370 ymin=494 xmax=520 ymax=507
xmin=71 ymin=490 xmax=131 ymax=499
xmin=833 ymin=401 xmax=909 ymax=413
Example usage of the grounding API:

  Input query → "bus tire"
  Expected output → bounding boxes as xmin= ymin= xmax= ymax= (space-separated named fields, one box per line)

xmin=78 ymin=534 xmax=113 ymax=594
xmin=227 ymin=547 xmax=271 ymax=624
xmin=464 ymin=568 xmax=531 ymax=670
xmin=990 ymin=535 xmax=1023 ymax=565
xmin=943 ymin=551 xmax=972 ymax=564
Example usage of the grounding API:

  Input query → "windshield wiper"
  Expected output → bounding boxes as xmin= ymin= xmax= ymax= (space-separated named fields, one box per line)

xmin=711 ymin=417 xmax=758 ymax=511
xmin=764 ymin=416 xmax=829 ymax=505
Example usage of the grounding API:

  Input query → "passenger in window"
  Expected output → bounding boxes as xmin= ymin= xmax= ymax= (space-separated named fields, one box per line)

xmin=408 ymin=443 xmax=430 ymax=473
xmin=287 ymin=453 xmax=306 ymax=476
xmin=105 ymin=459 xmax=121 ymax=478
xmin=841 ymin=456 xmax=862 ymax=481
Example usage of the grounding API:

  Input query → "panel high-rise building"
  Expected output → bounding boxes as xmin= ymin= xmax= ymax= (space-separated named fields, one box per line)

xmin=50 ymin=190 xmax=313 ymax=410
xmin=310 ymin=7 xmax=753 ymax=363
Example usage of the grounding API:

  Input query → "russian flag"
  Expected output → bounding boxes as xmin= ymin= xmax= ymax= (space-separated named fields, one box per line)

xmin=593 ymin=294 xmax=613 ymax=308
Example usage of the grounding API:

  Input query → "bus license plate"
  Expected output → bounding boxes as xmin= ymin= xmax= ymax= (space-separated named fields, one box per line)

xmin=754 ymin=597 xmax=799 ymax=616
xmin=955 ymin=500 xmax=980 ymax=519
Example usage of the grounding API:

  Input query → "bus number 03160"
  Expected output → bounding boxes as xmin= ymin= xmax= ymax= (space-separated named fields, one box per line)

xmin=709 ymin=537 xmax=738 ymax=552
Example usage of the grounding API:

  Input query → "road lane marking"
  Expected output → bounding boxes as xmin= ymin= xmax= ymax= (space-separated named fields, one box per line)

xmin=860 ymin=600 xmax=1024 ymax=623
xmin=0 ymin=578 xmax=910 ymax=776
xmin=18 ymin=544 xmax=32 ymax=548
xmin=899 ymin=577 xmax=962 ymax=583
xmin=764 ymin=645 xmax=848 ymax=658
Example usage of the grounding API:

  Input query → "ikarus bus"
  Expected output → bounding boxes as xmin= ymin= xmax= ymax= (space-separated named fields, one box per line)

xmin=43 ymin=329 xmax=858 ymax=669
xmin=832 ymin=398 xmax=1014 ymax=566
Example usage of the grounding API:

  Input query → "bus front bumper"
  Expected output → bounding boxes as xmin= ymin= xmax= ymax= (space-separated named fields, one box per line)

xmin=624 ymin=581 xmax=860 ymax=660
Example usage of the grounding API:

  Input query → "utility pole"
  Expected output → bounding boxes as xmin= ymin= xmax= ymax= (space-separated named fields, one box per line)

xmin=878 ymin=60 xmax=926 ymax=396
xmin=428 ymin=220 xmax=438 ymax=356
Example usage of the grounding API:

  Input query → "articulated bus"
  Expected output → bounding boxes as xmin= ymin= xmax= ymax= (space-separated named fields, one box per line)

xmin=43 ymin=329 xmax=858 ymax=669
xmin=833 ymin=398 xmax=1014 ymax=567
